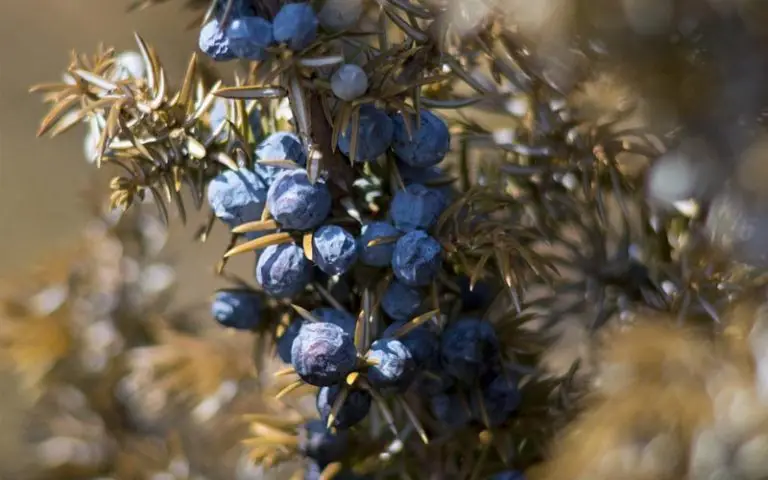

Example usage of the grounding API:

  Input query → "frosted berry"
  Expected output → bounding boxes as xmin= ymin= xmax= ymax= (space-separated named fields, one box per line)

xmin=254 ymin=132 xmax=307 ymax=185
xmin=273 ymin=3 xmax=318 ymax=51
xmin=381 ymin=280 xmax=422 ymax=321
xmin=206 ymin=168 xmax=268 ymax=239
xmin=338 ymin=105 xmax=394 ymax=162
xmin=226 ymin=16 xmax=274 ymax=60
xmin=391 ymin=109 xmax=451 ymax=168
xmin=316 ymin=384 xmax=372 ymax=429
xmin=297 ymin=420 xmax=348 ymax=466
xmin=312 ymin=225 xmax=358 ymax=276
xmin=267 ymin=169 xmax=332 ymax=230
xmin=255 ymin=243 xmax=313 ymax=298
xmin=391 ymin=230 xmax=442 ymax=287
xmin=365 ymin=338 xmax=416 ymax=392
xmin=331 ymin=64 xmax=369 ymax=101
xmin=199 ymin=18 xmax=236 ymax=61
xmin=210 ymin=290 xmax=261 ymax=330
xmin=440 ymin=318 xmax=499 ymax=384
xmin=382 ymin=321 xmax=438 ymax=368
xmin=291 ymin=322 xmax=357 ymax=386
xmin=390 ymin=184 xmax=447 ymax=232
xmin=357 ymin=221 xmax=400 ymax=267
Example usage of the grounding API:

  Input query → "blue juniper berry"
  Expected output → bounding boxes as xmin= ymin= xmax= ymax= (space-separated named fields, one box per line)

xmin=391 ymin=109 xmax=451 ymax=168
xmin=206 ymin=168 xmax=268 ymax=239
xmin=391 ymin=230 xmax=442 ymax=287
xmin=198 ymin=18 xmax=237 ymax=61
xmin=440 ymin=318 xmax=500 ymax=384
xmin=381 ymin=280 xmax=422 ymax=321
xmin=273 ymin=3 xmax=319 ymax=51
xmin=297 ymin=419 xmax=348 ymax=466
xmin=267 ymin=169 xmax=332 ymax=230
xmin=312 ymin=225 xmax=358 ymax=276
xmin=337 ymin=105 xmax=394 ymax=162
xmin=317 ymin=0 xmax=363 ymax=31
xmin=316 ymin=384 xmax=372 ymax=429
xmin=277 ymin=308 xmax=353 ymax=363
xmin=277 ymin=318 xmax=303 ymax=363
xmin=456 ymin=275 xmax=497 ymax=312
xmin=310 ymin=307 xmax=356 ymax=334
xmin=210 ymin=289 xmax=261 ymax=330
xmin=291 ymin=321 xmax=357 ymax=386
xmin=254 ymin=132 xmax=308 ymax=185
xmin=390 ymin=183 xmax=447 ymax=232
xmin=331 ymin=64 xmax=369 ymax=101
xmin=255 ymin=243 xmax=313 ymax=298
xmin=428 ymin=390 xmax=471 ymax=430
xmin=382 ymin=321 xmax=439 ymax=368
xmin=226 ymin=15 xmax=274 ymax=60
xmin=471 ymin=370 xmax=522 ymax=427
xmin=396 ymin=161 xmax=456 ymax=198
xmin=365 ymin=337 xmax=416 ymax=392
xmin=357 ymin=221 xmax=400 ymax=267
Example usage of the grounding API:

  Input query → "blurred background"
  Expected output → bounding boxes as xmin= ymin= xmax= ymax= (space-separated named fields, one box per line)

xmin=0 ymin=1 xmax=231 ymax=303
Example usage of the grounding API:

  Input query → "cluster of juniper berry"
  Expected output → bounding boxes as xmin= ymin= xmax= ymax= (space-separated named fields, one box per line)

xmin=201 ymin=1 xmax=525 ymax=477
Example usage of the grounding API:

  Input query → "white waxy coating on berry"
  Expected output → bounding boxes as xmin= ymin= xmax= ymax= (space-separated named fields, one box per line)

xmin=331 ymin=64 xmax=369 ymax=101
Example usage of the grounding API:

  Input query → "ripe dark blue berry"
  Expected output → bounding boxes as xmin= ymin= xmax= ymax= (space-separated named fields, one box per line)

xmin=316 ymin=384 xmax=372 ymax=429
xmin=291 ymin=322 xmax=357 ymax=386
xmin=255 ymin=243 xmax=313 ymax=298
xmin=199 ymin=18 xmax=237 ymax=61
xmin=397 ymin=162 xmax=455 ymax=198
xmin=428 ymin=390 xmax=471 ymax=429
xmin=338 ymin=105 xmax=394 ymax=162
xmin=471 ymin=371 xmax=522 ymax=427
xmin=297 ymin=419 xmax=348 ymax=466
xmin=311 ymin=307 xmax=356 ymax=334
xmin=277 ymin=318 xmax=303 ymax=363
xmin=312 ymin=225 xmax=359 ymax=276
xmin=206 ymin=168 xmax=268 ymax=239
xmin=440 ymin=318 xmax=499 ymax=384
xmin=382 ymin=321 xmax=438 ymax=368
xmin=391 ymin=109 xmax=451 ymax=168
xmin=210 ymin=290 xmax=261 ymax=330
xmin=391 ymin=230 xmax=442 ymax=287
xmin=226 ymin=16 xmax=274 ymax=60
xmin=390 ymin=184 xmax=447 ymax=232
xmin=357 ymin=221 xmax=400 ymax=267
xmin=254 ymin=132 xmax=308 ymax=185
xmin=381 ymin=280 xmax=422 ymax=321
xmin=456 ymin=275 xmax=496 ymax=312
xmin=273 ymin=3 xmax=319 ymax=51
xmin=365 ymin=338 xmax=416 ymax=392
xmin=266 ymin=169 xmax=332 ymax=230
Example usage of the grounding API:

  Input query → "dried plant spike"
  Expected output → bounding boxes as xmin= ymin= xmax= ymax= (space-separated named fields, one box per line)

xmin=232 ymin=219 xmax=280 ymax=234
xmin=223 ymin=232 xmax=293 ymax=258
